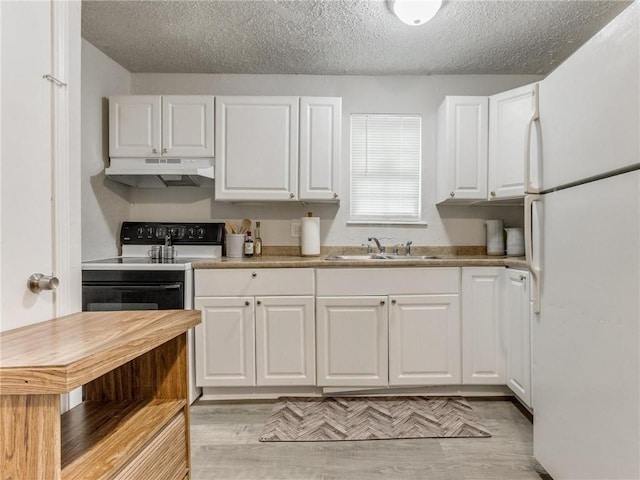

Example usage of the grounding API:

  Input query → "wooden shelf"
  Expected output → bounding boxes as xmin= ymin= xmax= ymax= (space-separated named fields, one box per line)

xmin=61 ymin=399 xmax=185 ymax=480
xmin=0 ymin=310 xmax=199 ymax=480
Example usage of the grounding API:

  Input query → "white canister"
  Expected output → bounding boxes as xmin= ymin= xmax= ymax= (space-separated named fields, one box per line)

xmin=485 ymin=220 xmax=505 ymax=256
xmin=226 ymin=234 xmax=245 ymax=258
xmin=505 ymin=227 xmax=525 ymax=256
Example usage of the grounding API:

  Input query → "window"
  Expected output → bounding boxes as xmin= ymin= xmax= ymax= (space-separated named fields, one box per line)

xmin=350 ymin=114 xmax=422 ymax=223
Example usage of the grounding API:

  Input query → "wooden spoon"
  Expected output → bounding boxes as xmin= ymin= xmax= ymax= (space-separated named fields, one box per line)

xmin=225 ymin=222 xmax=232 ymax=234
xmin=240 ymin=218 xmax=251 ymax=234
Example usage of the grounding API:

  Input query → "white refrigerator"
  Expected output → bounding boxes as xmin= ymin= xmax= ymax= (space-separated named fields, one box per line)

xmin=527 ymin=4 xmax=640 ymax=479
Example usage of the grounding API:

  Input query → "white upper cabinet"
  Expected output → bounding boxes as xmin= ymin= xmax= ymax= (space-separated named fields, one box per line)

xmin=488 ymin=84 xmax=537 ymax=200
xmin=215 ymin=96 xmax=299 ymax=201
xmin=109 ymin=96 xmax=162 ymax=157
xmin=436 ymin=96 xmax=488 ymax=204
xmin=162 ymin=95 xmax=214 ymax=157
xmin=109 ymin=95 xmax=214 ymax=158
xmin=299 ymin=97 xmax=342 ymax=202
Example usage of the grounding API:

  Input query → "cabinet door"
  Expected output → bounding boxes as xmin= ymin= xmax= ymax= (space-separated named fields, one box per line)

xmin=488 ymin=84 xmax=536 ymax=199
xmin=194 ymin=297 xmax=255 ymax=386
xmin=299 ymin=97 xmax=341 ymax=201
xmin=461 ymin=268 xmax=505 ymax=384
xmin=504 ymin=269 xmax=532 ymax=407
xmin=436 ymin=96 xmax=488 ymax=203
xmin=255 ymin=296 xmax=315 ymax=386
xmin=215 ymin=96 xmax=299 ymax=201
xmin=389 ymin=295 xmax=461 ymax=386
xmin=316 ymin=296 xmax=388 ymax=387
xmin=109 ymin=95 xmax=161 ymax=157
xmin=162 ymin=96 xmax=214 ymax=157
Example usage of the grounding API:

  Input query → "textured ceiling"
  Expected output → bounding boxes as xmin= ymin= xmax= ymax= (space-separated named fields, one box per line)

xmin=81 ymin=0 xmax=632 ymax=75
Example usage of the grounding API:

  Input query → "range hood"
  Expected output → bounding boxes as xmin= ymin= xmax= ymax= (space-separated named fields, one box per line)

xmin=106 ymin=157 xmax=214 ymax=187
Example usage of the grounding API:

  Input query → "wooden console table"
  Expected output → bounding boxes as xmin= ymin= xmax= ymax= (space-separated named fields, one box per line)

xmin=0 ymin=309 xmax=201 ymax=480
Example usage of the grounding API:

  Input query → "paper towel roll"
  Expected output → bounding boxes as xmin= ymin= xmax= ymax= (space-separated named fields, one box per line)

xmin=300 ymin=216 xmax=320 ymax=256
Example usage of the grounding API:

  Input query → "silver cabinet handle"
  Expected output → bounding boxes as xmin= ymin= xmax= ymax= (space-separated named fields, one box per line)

xmin=380 ymin=300 xmax=385 ymax=306
xmin=490 ymin=191 xmax=496 ymax=197
xmin=163 ymin=148 xmax=168 ymax=154
xmin=251 ymin=272 xmax=257 ymax=278
xmin=152 ymin=148 xmax=158 ymax=154
xmin=333 ymin=192 xmax=338 ymax=199
xmin=519 ymin=275 xmax=527 ymax=281
xmin=289 ymin=193 xmax=295 ymax=199
xmin=391 ymin=299 xmax=397 ymax=304
xmin=244 ymin=300 xmax=250 ymax=306
xmin=28 ymin=274 xmax=59 ymax=293
xmin=450 ymin=192 xmax=455 ymax=197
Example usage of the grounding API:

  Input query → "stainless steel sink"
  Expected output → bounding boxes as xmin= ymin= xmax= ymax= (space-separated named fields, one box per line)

xmin=325 ymin=254 xmax=437 ymax=261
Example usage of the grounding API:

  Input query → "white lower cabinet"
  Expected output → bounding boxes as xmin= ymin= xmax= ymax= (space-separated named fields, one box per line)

xmin=461 ymin=267 xmax=505 ymax=384
xmin=389 ymin=295 xmax=461 ymax=386
xmin=504 ymin=269 xmax=532 ymax=407
xmin=255 ymin=296 xmax=315 ymax=386
xmin=316 ymin=296 xmax=388 ymax=387
xmin=315 ymin=268 xmax=462 ymax=388
xmin=195 ymin=269 xmax=315 ymax=387
xmin=195 ymin=296 xmax=256 ymax=387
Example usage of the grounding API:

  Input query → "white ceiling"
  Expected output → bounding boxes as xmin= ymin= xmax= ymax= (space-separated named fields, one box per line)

xmin=81 ymin=0 xmax=632 ymax=75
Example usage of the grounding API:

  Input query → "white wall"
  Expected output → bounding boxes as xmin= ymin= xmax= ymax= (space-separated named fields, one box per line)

xmin=81 ymin=40 xmax=132 ymax=260
xmin=128 ymin=73 xmax=539 ymax=247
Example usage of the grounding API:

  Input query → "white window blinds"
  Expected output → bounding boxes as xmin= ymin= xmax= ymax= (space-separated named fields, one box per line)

xmin=350 ymin=114 xmax=422 ymax=222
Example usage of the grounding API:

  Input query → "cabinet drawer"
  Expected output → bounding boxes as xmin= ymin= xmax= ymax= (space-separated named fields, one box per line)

xmin=112 ymin=413 xmax=187 ymax=480
xmin=316 ymin=268 xmax=460 ymax=296
xmin=195 ymin=268 xmax=315 ymax=296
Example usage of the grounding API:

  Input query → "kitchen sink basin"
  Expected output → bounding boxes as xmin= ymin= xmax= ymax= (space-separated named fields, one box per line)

xmin=325 ymin=254 xmax=438 ymax=261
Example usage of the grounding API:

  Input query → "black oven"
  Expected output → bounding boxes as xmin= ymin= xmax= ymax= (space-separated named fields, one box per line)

xmin=82 ymin=270 xmax=185 ymax=311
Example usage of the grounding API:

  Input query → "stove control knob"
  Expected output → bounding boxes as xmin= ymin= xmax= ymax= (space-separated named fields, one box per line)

xmin=136 ymin=227 xmax=144 ymax=236
xmin=187 ymin=228 xmax=196 ymax=237
xmin=146 ymin=227 xmax=154 ymax=236
xmin=197 ymin=228 xmax=205 ymax=238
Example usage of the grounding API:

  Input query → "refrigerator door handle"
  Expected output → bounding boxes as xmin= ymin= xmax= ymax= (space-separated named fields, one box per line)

xmin=524 ymin=83 xmax=541 ymax=194
xmin=525 ymin=194 xmax=541 ymax=313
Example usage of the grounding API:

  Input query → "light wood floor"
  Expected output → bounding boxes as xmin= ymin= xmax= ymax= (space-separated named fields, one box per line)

xmin=190 ymin=398 xmax=551 ymax=480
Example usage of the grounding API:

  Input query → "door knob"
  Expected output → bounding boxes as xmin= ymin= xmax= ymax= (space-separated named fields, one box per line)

xmin=28 ymin=274 xmax=59 ymax=293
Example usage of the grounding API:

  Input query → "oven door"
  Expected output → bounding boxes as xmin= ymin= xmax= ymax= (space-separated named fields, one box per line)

xmin=82 ymin=270 xmax=185 ymax=311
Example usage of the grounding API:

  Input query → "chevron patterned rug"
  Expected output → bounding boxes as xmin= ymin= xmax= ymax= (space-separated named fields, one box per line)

xmin=259 ymin=396 xmax=491 ymax=442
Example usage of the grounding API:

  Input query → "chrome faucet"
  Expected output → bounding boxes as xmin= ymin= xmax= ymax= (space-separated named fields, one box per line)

xmin=368 ymin=237 xmax=385 ymax=253
xmin=405 ymin=240 xmax=413 ymax=256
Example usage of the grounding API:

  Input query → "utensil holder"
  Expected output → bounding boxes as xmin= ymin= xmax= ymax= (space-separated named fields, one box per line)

xmin=226 ymin=234 xmax=244 ymax=258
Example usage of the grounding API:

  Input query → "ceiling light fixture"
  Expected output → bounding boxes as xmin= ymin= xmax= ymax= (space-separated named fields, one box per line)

xmin=389 ymin=0 xmax=443 ymax=26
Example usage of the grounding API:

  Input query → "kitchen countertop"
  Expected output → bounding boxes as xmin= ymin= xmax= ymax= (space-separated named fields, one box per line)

xmin=192 ymin=254 xmax=528 ymax=269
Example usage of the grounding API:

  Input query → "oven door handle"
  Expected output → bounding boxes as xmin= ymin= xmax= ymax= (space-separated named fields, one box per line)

xmin=83 ymin=284 xmax=182 ymax=291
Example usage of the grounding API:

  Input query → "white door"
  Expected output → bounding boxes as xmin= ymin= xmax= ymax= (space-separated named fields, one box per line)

xmin=461 ymin=267 xmax=505 ymax=384
xmin=255 ymin=296 xmax=315 ymax=386
xmin=389 ymin=295 xmax=461 ymax=386
xmin=299 ymin=97 xmax=341 ymax=201
xmin=505 ymin=269 xmax=531 ymax=406
xmin=162 ymin=95 xmax=214 ymax=157
xmin=316 ymin=296 xmax=388 ymax=387
xmin=488 ymin=84 xmax=535 ymax=199
xmin=109 ymin=95 xmax=162 ymax=157
xmin=215 ymin=96 xmax=299 ymax=201
xmin=436 ymin=96 xmax=488 ymax=203
xmin=194 ymin=297 xmax=255 ymax=387
xmin=0 ymin=1 xmax=80 ymax=333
